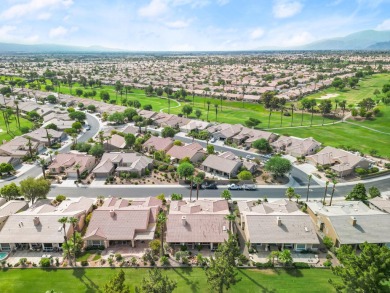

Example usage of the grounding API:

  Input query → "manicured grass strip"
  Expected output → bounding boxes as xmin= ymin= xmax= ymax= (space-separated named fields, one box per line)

xmin=0 ymin=268 xmax=338 ymax=293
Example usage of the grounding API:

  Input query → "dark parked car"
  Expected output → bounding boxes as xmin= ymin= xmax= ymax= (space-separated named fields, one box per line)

xmin=189 ymin=183 xmax=203 ymax=189
xmin=204 ymin=182 xmax=218 ymax=189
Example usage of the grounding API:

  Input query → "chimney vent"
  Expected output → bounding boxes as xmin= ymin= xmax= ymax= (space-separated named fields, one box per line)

xmin=277 ymin=216 xmax=282 ymax=226
xmin=33 ymin=216 xmax=40 ymax=226
xmin=110 ymin=210 xmax=115 ymax=217
xmin=181 ymin=216 xmax=186 ymax=226
xmin=350 ymin=216 xmax=357 ymax=226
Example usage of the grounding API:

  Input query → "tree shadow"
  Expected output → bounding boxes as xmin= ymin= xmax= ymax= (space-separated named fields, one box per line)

xmin=284 ymin=268 xmax=304 ymax=278
xmin=72 ymin=268 xmax=100 ymax=293
xmin=172 ymin=267 xmax=199 ymax=293
xmin=239 ymin=269 xmax=277 ymax=293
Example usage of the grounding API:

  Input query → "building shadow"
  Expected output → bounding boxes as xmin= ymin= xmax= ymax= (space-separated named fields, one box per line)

xmin=172 ymin=267 xmax=199 ymax=293
xmin=72 ymin=268 xmax=100 ymax=293
xmin=238 ymin=269 xmax=277 ymax=293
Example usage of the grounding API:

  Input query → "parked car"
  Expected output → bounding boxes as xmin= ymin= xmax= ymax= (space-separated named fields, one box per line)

xmin=210 ymin=137 xmax=217 ymax=143
xmin=228 ymin=183 xmax=243 ymax=190
xmin=244 ymin=145 xmax=250 ymax=150
xmin=204 ymin=182 xmax=218 ymax=189
xmin=243 ymin=184 xmax=257 ymax=191
xmin=86 ymin=125 xmax=91 ymax=131
xmin=190 ymin=183 xmax=203 ymax=189
xmin=245 ymin=155 xmax=251 ymax=159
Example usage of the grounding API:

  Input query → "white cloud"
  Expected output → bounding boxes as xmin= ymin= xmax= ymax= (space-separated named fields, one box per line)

xmin=49 ymin=26 xmax=68 ymax=38
xmin=273 ymin=0 xmax=303 ymax=18
xmin=376 ymin=19 xmax=390 ymax=30
xmin=250 ymin=27 xmax=265 ymax=40
xmin=37 ymin=12 xmax=51 ymax=20
xmin=165 ymin=20 xmax=191 ymax=29
xmin=1 ymin=0 xmax=73 ymax=20
xmin=0 ymin=25 xmax=17 ymax=40
xmin=287 ymin=31 xmax=314 ymax=46
xmin=138 ymin=0 xmax=169 ymax=18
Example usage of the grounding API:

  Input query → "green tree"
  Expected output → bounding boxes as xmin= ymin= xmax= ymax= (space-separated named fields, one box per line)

xmin=108 ymin=112 xmax=125 ymax=124
xmin=88 ymin=144 xmax=105 ymax=158
xmin=368 ymin=186 xmax=381 ymax=198
xmin=346 ymin=183 xmax=367 ymax=201
xmin=20 ymin=177 xmax=50 ymax=204
xmin=87 ymin=104 xmax=96 ymax=112
xmin=0 ymin=182 xmax=20 ymax=201
xmin=244 ymin=117 xmax=261 ymax=128
xmin=193 ymin=176 xmax=203 ymax=200
xmin=71 ymin=121 xmax=82 ymax=131
xmin=195 ymin=109 xmax=202 ymax=119
xmin=161 ymin=127 xmax=176 ymax=138
xmin=237 ymin=170 xmax=253 ymax=180
xmin=58 ymin=216 xmax=72 ymax=265
xmin=264 ymin=157 xmax=292 ymax=177
xmin=124 ymin=133 xmax=136 ymax=148
xmin=177 ymin=162 xmax=194 ymax=180
xmin=157 ymin=212 xmax=167 ymax=257
xmin=104 ymin=269 xmax=129 ymax=293
xmin=182 ymin=104 xmax=193 ymax=117
xmin=278 ymin=249 xmax=293 ymax=266
xmin=205 ymin=234 xmax=241 ymax=293
xmin=207 ymin=145 xmax=215 ymax=154
xmin=221 ymin=190 xmax=232 ymax=200
xmin=69 ymin=111 xmax=86 ymax=122
xmin=329 ymin=243 xmax=390 ymax=293
xmin=285 ymin=187 xmax=297 ymax=201
xmin=135 ymin=268 xmax=177 ymax=293
xmin=100 ymin=91 xmax=110 ymax=102
xmin=252 ymin=138 xmax=271 ymax=153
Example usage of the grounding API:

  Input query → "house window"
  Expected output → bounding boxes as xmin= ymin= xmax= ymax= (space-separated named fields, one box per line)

xmin=0 ymin=244 xmax=10 ymax=251
xmin=296 ymin=244 xmax=306 ymax=250
xmin=90 ymin=240 xmax=103 ymax=247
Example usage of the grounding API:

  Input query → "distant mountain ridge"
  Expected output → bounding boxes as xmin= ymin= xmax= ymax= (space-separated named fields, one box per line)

xmin=0 ymin=42 xmax=123 ymax=53
xmin=296 ymin=30 xmax=390 ymax=50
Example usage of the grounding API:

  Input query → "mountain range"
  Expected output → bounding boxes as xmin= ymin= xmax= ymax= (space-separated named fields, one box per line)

xmin=0 ymin=30 xmax=389 ymax=52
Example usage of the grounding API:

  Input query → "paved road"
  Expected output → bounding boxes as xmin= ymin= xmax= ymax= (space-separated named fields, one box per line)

xmin=0 ymin=113 xmax=101 ymax=187
xmin=175 ymin=134 xmax=316 ymax=187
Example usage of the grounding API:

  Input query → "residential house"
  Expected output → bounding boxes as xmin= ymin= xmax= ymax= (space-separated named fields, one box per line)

xmin=92 ymin=153 xmax=153 ymax=178
xmin=368 ymin=196 xmax=390 ymax=214
xmin=201 ymin=154 xmax=242 ymax=178
xmin=0 ymin=197 xmax=94 ymax=252
xmin=232 ymin=127 xmax=277 ymax=146
xmin=24 ymin=128 xmax=66 ymax=147
xmin=207 ymin=124 xmax=243 ymax=141
xmin=122 ymin=125 xmax=141 ymax=136
xmin=0 ymin=156 xmax=21 ymax=167
xmin=271 ymin=136 xmax=321 ymax=157
xmin=166 ymin=199 xmax=230 ymax=250
xmin=237 ymin=199 xmax=320 ymax=252
xmin=0 ymin=200 xmax=29 ymax=230
xmin=0 ymin=136 xmax=41 ymax=159
xmin=83 ymin=197 xmax=161 ymax=248
xmin=306 ymin=146 xmax=372 ymax=176
xmin=218 ymin=151 xmax=258 ymax=174
xmin=103 ymin=134 xmax=126 ymax=151
xmin=167 ymin=143 xmax=206 ymax=163
xmin=180 ymin=120 xmax=211 ymax=133
xmin=48 ymin=153 xmax=97 ymax=178
xmin=306 ymin=201 xmax=390 ymax=248
xmin=143 ymin=137 xmax=174 ymax=153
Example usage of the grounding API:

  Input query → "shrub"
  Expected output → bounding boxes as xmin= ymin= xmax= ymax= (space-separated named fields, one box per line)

xmin=323 ymin=260 xmax=332 ymax=267
xmin=55 ymin=194 xmax=66 ymax=203
xmin=369 ymin=167 xmax=379 ymax=173
xmin=385 ymin=163 xmax=390 ymax=169
xmin=323 ymin=236 xmax=334 ymax=250
xmin=255 ymin=261 xmax=274 ymax=268
xmin=115 ymin=253 xmax=123 ymax=261
xmin=293 ymin=262 xmax=310 ymax=269
xmin=39 ymin=258 xmax=51 ymax=267
xmin=19 ymin=258 xmax=27 ymax=265
xmin=238 ymin=254 xmax=249 ymax=264
xmin=355 ymin=168 xmax=367 ymax=176
xmin=20 ymin=126 xmax=30 ymax=134
xmin=160 ymin=256 xmax=170 ymax=266
xmin=81 ymin=260 xmax=89 ymax=266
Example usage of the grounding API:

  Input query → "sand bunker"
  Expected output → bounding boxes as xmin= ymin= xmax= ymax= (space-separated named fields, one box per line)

xmin=317 ymin=93 xmax=339 ymax=100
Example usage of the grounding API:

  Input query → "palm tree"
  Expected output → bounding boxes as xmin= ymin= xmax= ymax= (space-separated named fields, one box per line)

xmin=157 ymin=212 xmax=167 ymax=257
xmin=300 ymin=106 xmax=304 ymax=126
xmin=225 ymin=213 xmax=236 ymax=232
xmin=280 ymin=106 xmax=284 ymax=127
xmin=206 ymin=101 xmax=211 ymax=121
xmin=329 ymin=179 xmax=337 ymax=206
xmin=189 ymin=176 xmax=194 ymax=202
xmin=268 ymin=108 xmax=272 ymax=128
xmin=193 ymin=176 xmax=203 ymax=200
xmin=214 ymin=104 xmax=218 ymax=121
xmin=339 ymin=100 xmax=347 ymax=121
xmin=323 ymin=181 xmax=329 ymax=205
xmin=14 ymin=100 xmax=21 ymax=128
xmin=310 ymin=104 xmax=314 ymax=127
xmin=75 ymin=163 xmax=81 ymax=181
xmin=58 ymin=216 xmax=72 ymax=265
xmin=285 ymin=187 xmax=296 ymax=201
xmin=45 ymin=128 xmax=52 ymax=146
xmin=220 ymin=94 xmax=223 ymax=112
xmin=68 ymin=217 xmax=78 ymax=262
xmin=295 ymin=194 xmax=301 ymax=203
xmin=290 ymin=105 xmax=295 ymax=126
xmin=306 ymin=174 xmax=312 ymax=202
xmin=38 ymin=158 xmax=46 ymax=179
xmin=25 ymin=136 xmax=34 ymax=159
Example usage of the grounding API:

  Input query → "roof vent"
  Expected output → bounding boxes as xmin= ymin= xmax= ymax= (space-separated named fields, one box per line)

xmin=181 ymin=216 xmax=186 ymax=226
xmin=223 ymin=226 xmax=227 ymax=231
xmin=58 ymin=226 xmax=62 ymax=232
xmin=33 ymin=216 xmax=40 ymax=226
xmin=277 ymin=216 xmax=282 ymax=226
xmin=304 ymin=226 xmax=309 ymax=232
xmin=110 ymin=209 xmax=116 ymax=217
xmin=350 ymin=216 xmax=357 ymax=226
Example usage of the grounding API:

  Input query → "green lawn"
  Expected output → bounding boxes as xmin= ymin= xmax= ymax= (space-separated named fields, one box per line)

xmin=275 ymin=122 xmax=390 ymax=158
xmin=305 ymin=73 xmax=390 ymax=105
xmin=0 ymin=114 xmax=33 ymax=143
xmin=0 ymin=268 xmax=338 ymax=293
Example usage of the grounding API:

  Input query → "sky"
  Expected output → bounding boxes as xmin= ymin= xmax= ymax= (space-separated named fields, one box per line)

xmin=0 ymin=0 xmax=389 ymax=51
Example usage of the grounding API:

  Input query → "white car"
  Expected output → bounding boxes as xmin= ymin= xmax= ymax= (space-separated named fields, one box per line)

xmin=228 ymin=184 xmax=243 ymax=190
